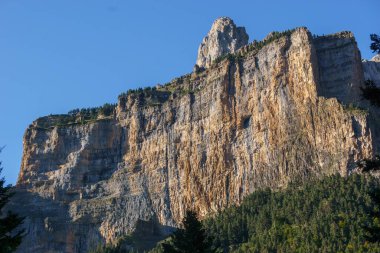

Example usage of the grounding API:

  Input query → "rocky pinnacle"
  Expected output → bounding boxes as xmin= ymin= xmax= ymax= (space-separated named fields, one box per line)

xmin=196 ymin=17 xmax=249 ymax=68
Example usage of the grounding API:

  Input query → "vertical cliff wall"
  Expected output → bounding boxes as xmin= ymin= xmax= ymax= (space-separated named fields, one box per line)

xmin=313 ymin=32 xmax=365 ymax=104
xmin=11 ymin=25 xmax=379 ymax=253
xmin=363 ymin=54 xmax=380 ymax=86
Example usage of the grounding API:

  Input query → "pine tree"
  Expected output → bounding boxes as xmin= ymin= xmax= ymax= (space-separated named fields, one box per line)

xmin=360 ymin=79 xmax=380 ymax=107
xmin=161 ymin=210 xmax=214 ymax=253
xmin=0 ymin=151 xmax=24 ymax=253
xmin=357 ymin=155 xmax=380 ymax=172
xmin=370 ymin=34 xmax=380 ymax=54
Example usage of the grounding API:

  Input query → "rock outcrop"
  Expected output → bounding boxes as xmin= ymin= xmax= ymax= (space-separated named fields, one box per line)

xmin=313 ymin=32 xmax=364 ymax=104
xmin=196 ymin=17 xmax=248 ymax=68
xmin=363 ymin=54 xmax=380 ymax=86
xmin=10 ymin=19 xmax=380 ymax=253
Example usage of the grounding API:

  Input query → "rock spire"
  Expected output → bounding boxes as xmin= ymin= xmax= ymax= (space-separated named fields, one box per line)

xmin=196 ymin=17 xmax=249 ymax=68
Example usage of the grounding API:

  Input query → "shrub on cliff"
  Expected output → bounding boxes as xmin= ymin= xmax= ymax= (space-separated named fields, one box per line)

xmin=99 ymin=103 xmax=116 ymax=117
xmin=357 ymin=155 xmax=380 ymax=172
xmin=68 ymin=103 xmax=116 ymax=118
xmin=361 ymin=79 xmax=380 ymax=107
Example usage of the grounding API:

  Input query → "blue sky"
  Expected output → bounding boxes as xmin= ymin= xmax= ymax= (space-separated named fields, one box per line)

xmin=0 ymin=0 xmax=379 ymax=184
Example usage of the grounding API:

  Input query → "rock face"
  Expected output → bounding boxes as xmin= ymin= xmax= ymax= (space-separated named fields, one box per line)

xmin=313 ymin=32 xmax=365 ymax=104
xmin=196 ymin=17 xmax=248 ymax=68
xmin=10 ymin=20 xmax=380 ymax=253
xmin=371 ymin=54 xmax=380 ymax=62
xmin=363 ymin=54 xmax=380 ymax=86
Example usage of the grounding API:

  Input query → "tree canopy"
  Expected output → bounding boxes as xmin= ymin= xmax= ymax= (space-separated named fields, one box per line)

xmin=0 ymin=152 xmax=24 ymax=253
xmin=370 ymin=34 xmax=380 ymax=54
xmin=361 ymin=79 xmax=380 ymax=107
xmin=161 ymin=211 xmax=214 ymax=253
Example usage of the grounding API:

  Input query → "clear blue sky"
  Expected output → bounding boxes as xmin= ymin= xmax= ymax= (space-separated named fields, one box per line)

xmin=0 ymin=0 xmax=378 ymax=184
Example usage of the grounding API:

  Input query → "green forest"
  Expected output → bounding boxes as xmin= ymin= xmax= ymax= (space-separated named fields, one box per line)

xmin=202 ymin=174 xmax=380 ymax=253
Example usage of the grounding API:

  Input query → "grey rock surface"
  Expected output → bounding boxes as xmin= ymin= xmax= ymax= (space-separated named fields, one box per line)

xmin=313 ymin=31 xmax=364 ymax=104
xmin=196 ymin=17 xmax=248 ymax=68
xmin=363 ymin=54 xmax=380 ymax=86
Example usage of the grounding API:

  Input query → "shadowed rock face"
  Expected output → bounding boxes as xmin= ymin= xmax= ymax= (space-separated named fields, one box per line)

xmin=196 ymin=17 xmax=249 ymax=68
xmin=313 ymin=32 xmax=364 ymax=105
xmin=363 ymin=54 xmax=380 ymax=86
xmin=11 ymin=20 xmax=380 ymax=253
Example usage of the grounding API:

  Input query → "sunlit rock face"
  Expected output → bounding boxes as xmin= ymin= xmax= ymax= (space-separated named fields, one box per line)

xmin=196 ymin=17 xmax=249 ymax=68
xmin=10 ymin=19 xmax=380 ymax=253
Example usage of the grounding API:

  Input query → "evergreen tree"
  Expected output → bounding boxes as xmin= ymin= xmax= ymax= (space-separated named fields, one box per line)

xmin=87 ymin=243 xmax=126 ymax=253
xmin=162 ymin=210 xmax=214 ymax=253
xmin=357 ymin=155 xmax=380 ymax=172
xmin=360 ymin=79 xmax=380 ymax=107
xmin=0 ymin=151 xmax=24 ymax=253
xmin=370 ymin=34 xmax=380 ymax=54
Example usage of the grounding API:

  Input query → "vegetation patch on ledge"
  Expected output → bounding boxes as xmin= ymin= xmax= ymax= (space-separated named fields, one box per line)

xmin=312 ymin=31 xmax=354 ymax=41
xmin=118 ymin=74 xmax=205 ymax=108
xmin=118 ymin=86 xmax=171 ymax=105
xmin=343 ymin=103 xmax=369 ymax=116
xmin=34 ymin=103 xmax=116 ymax=129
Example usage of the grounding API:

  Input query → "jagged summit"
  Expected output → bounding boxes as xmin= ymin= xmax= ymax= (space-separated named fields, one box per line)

xmin=196 ymin=17 xmax=249 ymax=68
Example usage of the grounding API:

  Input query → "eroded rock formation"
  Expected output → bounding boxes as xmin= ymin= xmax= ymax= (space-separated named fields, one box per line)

xmin=196 ymin=17 xmax=248 ymax=68
xmin=10 ymin=19 xmax=380 ymax=253
xmin=363 ymin=54 xmax=380 ymax=86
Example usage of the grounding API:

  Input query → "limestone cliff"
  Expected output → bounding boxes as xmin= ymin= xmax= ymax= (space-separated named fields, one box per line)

xmin=196 ymin=17 xmax=248 ymax=69
xmin=363 ymin=54 xmax=380 ymax=86
xmin=10 ymin=19 xmax=380 ymax=253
